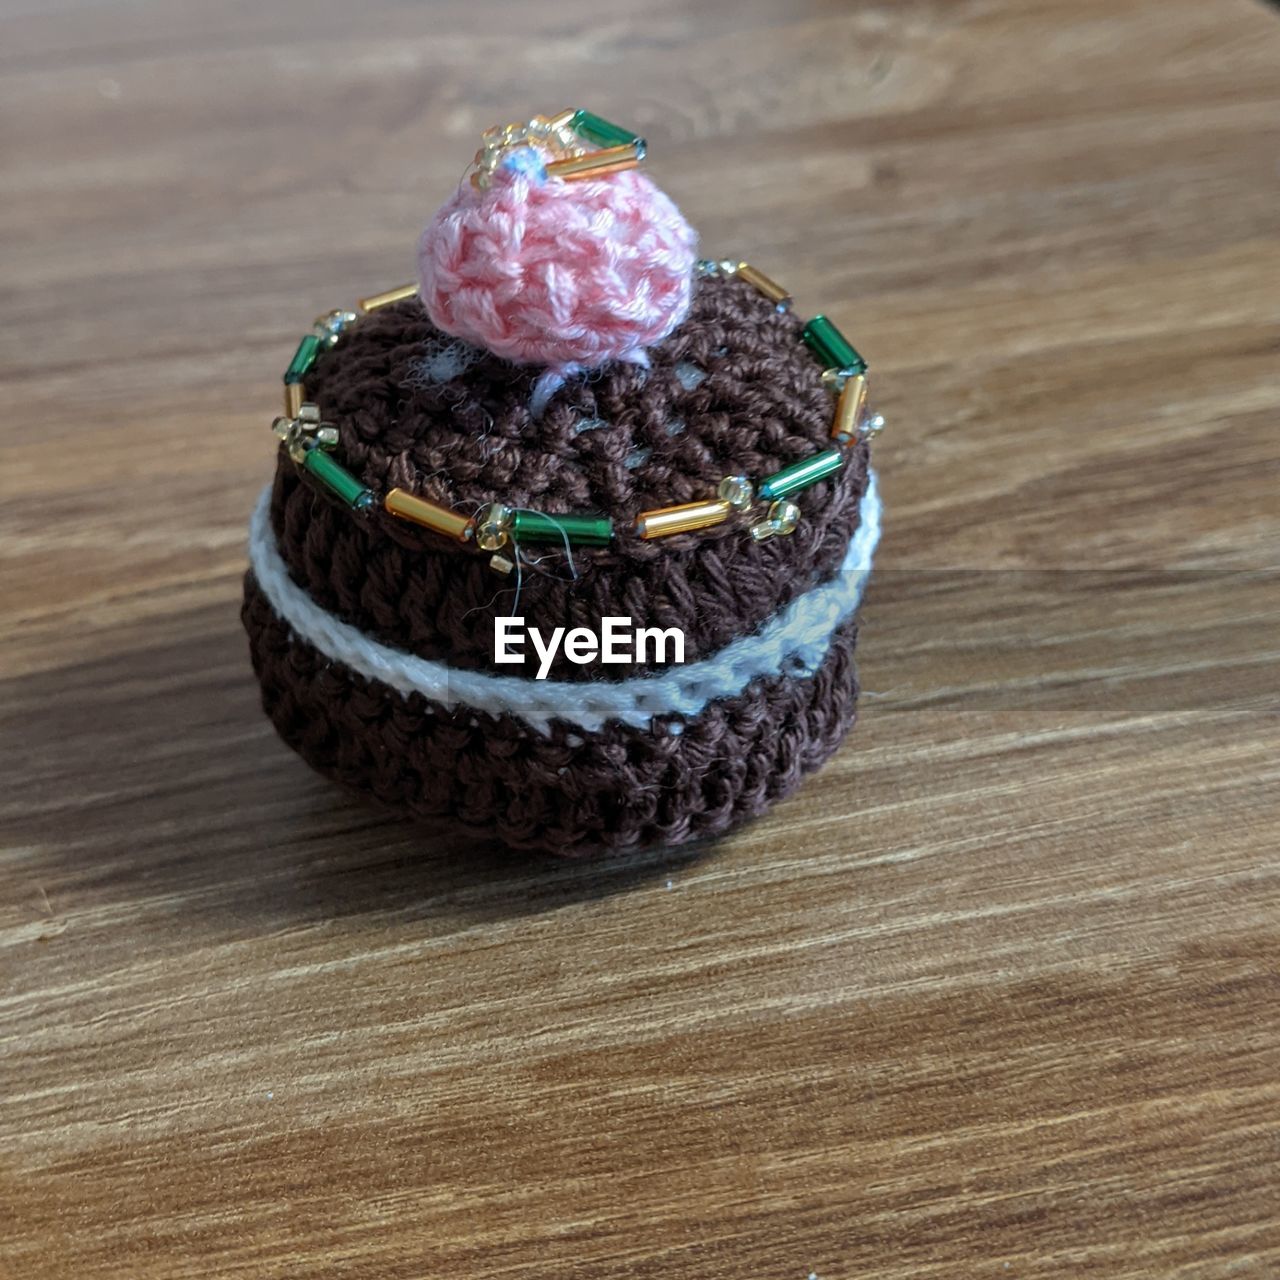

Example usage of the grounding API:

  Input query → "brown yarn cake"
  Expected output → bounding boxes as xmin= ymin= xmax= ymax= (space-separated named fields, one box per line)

xmin=243 ymin=277 xmax=878 ymax=855
xmin=242 ymin=111 xmax=881 ymax=857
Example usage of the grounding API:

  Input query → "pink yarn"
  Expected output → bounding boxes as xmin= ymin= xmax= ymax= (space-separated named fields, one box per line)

xmin=417 ymin=160 xmax=697 ymax=371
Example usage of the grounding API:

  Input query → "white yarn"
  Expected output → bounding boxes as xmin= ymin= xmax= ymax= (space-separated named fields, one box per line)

xmin=247 ymin=473 xmax=881 ymax=734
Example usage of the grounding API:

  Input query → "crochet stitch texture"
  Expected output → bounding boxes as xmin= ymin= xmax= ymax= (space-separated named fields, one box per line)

xmin=242 ymin=275 xmax=876 ymax=855
xmin=418 ymin=164 xmax=697 ymax=370
xmin=247 ymin=475 xmax=879 ymax=733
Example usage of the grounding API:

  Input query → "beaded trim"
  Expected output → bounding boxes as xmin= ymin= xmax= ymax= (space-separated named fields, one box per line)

xmin=470 ymin=108 xmax=646 ymax=191
xmin=249 ymin=474 xmax=880 ymax=733
xmin=270 ymin=110 xmax=885 ymax=576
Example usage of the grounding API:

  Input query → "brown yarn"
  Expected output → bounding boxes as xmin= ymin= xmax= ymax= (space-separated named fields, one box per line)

xmin=244 ymin=273 xmax=874 ymax=854
xmin=243 ymin=575 xmax=860 ymax=856
xmin=272 ymin=275 xmax=871 ymax=681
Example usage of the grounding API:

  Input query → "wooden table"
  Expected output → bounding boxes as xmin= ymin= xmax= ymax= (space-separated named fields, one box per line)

xmin=3 ymin=1 xmax=1278 ymax=1275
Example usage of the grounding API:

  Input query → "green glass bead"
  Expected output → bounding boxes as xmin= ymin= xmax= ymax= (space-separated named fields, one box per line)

xmin=758 ymin=448 xmax=844 ymax=502
xmin=302 ymin=446 xmax=373 ymax=510
xmin=512 ymin=510 xmax=614 ymax=546
xmin=802 ymin=316 xmax=866 ymax=375
xmin=571 ymin=109 xmax=646 ymax=158
xmin=283 ymin=333 xmax=322 ymax=385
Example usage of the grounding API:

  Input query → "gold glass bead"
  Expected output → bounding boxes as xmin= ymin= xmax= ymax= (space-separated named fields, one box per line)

xmin=283 ymin=382 xmax=304 ymax=418
xmin=273 ymin=405 xmax=337 ymax=462
xmin=717 ymin=475 xmax=754 ymax=511
xmin=357 ymin=283 xmax=418 ymax=313
xmin=384 ymin=488 xmax=473 ymax=542
xmin=750 ymin=499 xmax=802 ymax=542
xmin=475 ymin=502 xmax=514 ymax=551
xmin=735 ymin=262 xmax=791 ymax=311
xmin=471 ymin=112 xmax=583 ymax=189
xmin=272 ymin=415 xmax=308 ymax=463
xmin=635 ymin=498 xmax=731 ymax=539
xmin=529 ymin=113 xmax=578 ymax=146
xmin=831 ymin=373 xmax=868 ymax=443
xmin=770 ymin=499 xmax=801 ymax=535
xmin=545 ymin=143 xmax=641 ymax=181
xmin=822 ymin=367 xmax=864 ymax=392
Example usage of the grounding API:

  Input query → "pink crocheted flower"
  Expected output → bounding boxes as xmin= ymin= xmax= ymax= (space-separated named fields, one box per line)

xmin=417 ymin=157 xmax=697 ymax=371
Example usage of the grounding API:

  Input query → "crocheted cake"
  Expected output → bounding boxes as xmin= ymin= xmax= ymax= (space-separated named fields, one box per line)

xmin=242 ymin=110 xmax=883 ymax=856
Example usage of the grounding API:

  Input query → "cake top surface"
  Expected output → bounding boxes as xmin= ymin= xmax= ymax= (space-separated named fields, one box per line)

xmin=271 ymin=272 xmax=871 ymax=680
xmin=303 ymin=274 xmax=853 ymax=557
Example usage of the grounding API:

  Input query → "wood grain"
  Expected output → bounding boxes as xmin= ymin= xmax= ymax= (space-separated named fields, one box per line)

xmin=2 ymin=1 xmax=1279 ymax=1276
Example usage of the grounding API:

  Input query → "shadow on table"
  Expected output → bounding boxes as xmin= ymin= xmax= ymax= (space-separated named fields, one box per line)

xmin=0 ymin=599 xmax=716 ymax=934
xmin=11 ymin=567 xmax=1274 ymax=937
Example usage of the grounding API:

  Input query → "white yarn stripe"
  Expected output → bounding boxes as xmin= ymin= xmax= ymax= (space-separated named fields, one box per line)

xmin=248 ymin=472 xmax=881 ymax=734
